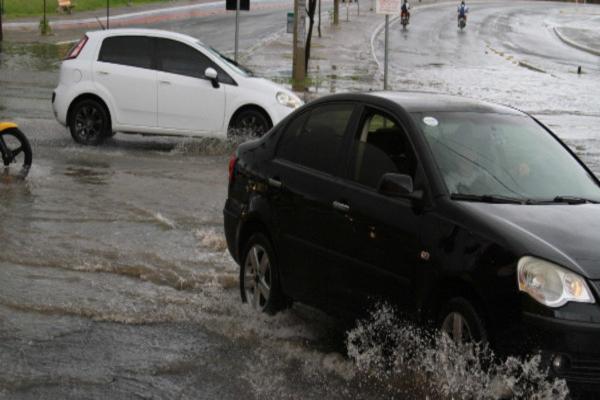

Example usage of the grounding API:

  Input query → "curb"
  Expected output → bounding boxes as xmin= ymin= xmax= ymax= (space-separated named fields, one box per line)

xmin=553 ymin=27 xmax=600 ymax=57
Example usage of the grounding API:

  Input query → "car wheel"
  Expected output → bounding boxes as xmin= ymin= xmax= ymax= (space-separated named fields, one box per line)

xmin=228 ymin=109 xmax=271 ymax=138
xmin=0 ymin=127 xmax=33 ymax=178
xmin=240 ymin=233 xmax=286 ymax=314
xmin=439 ymin=297 xmax=487 ymax=344
xmin=69 ymin=99 xmax=111 ymax=145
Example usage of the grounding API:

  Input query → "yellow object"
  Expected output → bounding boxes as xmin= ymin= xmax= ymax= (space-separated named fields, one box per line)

xmin=0 ymin=122 xmax=18 ymax=132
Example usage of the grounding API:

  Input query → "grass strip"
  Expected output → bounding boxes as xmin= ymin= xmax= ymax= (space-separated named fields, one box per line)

xmin=3 ymin=0 xmax=170 ymax=19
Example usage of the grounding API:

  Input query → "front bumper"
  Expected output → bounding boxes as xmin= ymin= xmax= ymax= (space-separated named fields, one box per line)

xmin=524 ymin=311 xmax=600 ymax=387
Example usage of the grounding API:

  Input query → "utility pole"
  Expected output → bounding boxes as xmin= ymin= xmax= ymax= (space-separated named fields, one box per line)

xmin=106 ymin=0 xmax=110 ymax=29
xmin=0 ymin=0 xmax=4 ymax=42
xmin=333 ymin=0 xmax=339 ymax=24
xmin=292 ymin=0 xmax=306 ymax=91
xmin=317 ymin=0 xmax=321 ymax=38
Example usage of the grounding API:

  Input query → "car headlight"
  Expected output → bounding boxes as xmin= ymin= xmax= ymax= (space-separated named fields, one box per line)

xmin=517 ymin=256 xmax=595 ymax=308
xmin=276 ymin=91 xmax=302 ymax=109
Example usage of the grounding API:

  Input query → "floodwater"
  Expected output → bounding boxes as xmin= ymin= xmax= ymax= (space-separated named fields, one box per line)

xmin=1 ymin=1 xmax=599 ymax=398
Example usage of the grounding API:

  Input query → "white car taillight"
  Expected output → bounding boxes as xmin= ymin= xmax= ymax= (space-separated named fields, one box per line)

xmin=65 ymin=35 xmax=88 ymax=60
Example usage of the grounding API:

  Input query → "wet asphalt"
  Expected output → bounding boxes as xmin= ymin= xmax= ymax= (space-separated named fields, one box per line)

xmin=1 ymin=0 xmax=600 ymax=398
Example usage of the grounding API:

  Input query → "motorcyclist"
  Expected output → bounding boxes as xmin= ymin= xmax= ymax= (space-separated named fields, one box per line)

xmin=457 ymin=0 xmax=468 ymax=25
xmin=401 ymin=0 xmax=410 ymax=23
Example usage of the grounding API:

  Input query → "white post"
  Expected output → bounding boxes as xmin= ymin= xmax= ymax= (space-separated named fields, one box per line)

xmin=384 ymin=14 xmax=389 ymax=90
xmin=234 ymin=0 xmax=240 ymax=61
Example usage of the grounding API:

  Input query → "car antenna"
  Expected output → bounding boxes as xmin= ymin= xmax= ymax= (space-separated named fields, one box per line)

xmin=95 ymin=16 xmax=106 ymax=30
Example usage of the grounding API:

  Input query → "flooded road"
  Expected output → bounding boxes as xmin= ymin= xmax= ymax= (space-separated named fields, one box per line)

xmin=1 ymin=0 xmax=599 ymax=398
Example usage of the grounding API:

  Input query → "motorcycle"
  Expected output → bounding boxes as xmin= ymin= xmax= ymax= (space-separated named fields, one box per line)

xmin=458 ymin=15 xmax=467 ymax=30
xmin=401 ymin=12 xmax=410 ymax=30
xmin=0 ymin=122 xmax=33 ymax=179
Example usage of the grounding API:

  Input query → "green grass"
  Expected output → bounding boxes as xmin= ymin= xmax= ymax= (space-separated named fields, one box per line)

xmin=3 ymin=0 xmax=170 ymax=19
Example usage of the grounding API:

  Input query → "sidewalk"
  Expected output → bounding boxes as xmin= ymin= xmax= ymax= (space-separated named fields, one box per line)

xmin=245 ymin=3 xmax=382 ymax=98
xmin=243 ymin=0 xmax=439 ymax=98
xmin=554 ymin=26 xmax=600 ymax=56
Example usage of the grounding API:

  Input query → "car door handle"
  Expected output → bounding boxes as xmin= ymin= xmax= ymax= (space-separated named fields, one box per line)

xmin=97 ymin=71 xmax=109 ymax=75
xmin=159 ymin=80 xmax=171 ymax=85
xmin=332 ymin=200 xmax=350 ymax=213
xmin=268 ymin=178 xmax=282 ymax=189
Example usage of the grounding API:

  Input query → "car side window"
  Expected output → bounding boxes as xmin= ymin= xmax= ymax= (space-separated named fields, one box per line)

xmin=349 ymin=109 xmax=418 ymax=189
xmin=276 ymin=104 xmax=355 ymax=175
xmin=98 ymin=36 xmax=153 ymax=69
xmin=156 ymin=39 xmax=234 ymax=84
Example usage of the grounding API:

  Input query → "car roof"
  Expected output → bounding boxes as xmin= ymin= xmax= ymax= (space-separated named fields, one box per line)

xmin=371 ymin=91 xmax=524 ymax=115
xmin=86 ymin=28 xmax=203 ymax=46
xmin=312 ymin=91 xmax=524 ymax=115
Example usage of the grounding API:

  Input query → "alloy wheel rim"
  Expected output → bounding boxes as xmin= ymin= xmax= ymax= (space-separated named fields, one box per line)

xmin=75 ymin=106 xmax=103 ymax=140
xmin=441 ymin=311 xmax=473 ymax=343
xmin=244 ymin=244 xmax=271 ymax=311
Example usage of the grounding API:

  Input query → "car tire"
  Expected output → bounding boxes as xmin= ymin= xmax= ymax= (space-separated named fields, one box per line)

xmin=240 ymin=232 xmax=286 ymax=315
xmin=69 ymin=99 xmax=111 ymax=145
xmin=0 ymin=127 xmax=33 ymax=178
xmin=228 ymin=109 xmax=271 ymax=138
xmin=438 ymin=297 xmax=487 ymax=344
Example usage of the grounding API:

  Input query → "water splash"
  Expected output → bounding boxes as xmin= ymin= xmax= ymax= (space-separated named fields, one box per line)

xmin=346 ymin=304 xmax=569 ymax=399
xmin=170 ymin=135 xmax=256 ymax=157
xmin=194 ymin=227 xmax=228 ymax=252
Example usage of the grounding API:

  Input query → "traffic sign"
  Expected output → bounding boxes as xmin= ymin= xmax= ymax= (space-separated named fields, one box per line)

xmin=226 ymin=0 xmax=249 ymax=11
xmin=375 ymin=0 xmax=401 ymax=14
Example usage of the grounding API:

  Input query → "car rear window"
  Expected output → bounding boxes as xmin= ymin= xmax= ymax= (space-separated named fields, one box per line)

xmin=98 ymin=36 xmax=153 ymax=69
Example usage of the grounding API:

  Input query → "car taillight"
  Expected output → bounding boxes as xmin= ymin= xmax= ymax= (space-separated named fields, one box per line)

xmin=65 ymin=35 xmax=88 ymax=60
xmin=228 ymin=153 xmax=238 ymax=183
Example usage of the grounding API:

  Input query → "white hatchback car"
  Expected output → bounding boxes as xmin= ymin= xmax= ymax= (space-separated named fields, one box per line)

xmin=52 ymin=29 xmax=303 ymax=145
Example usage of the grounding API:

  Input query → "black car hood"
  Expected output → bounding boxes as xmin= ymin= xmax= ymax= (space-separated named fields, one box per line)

xmin=456 ymin=202 xmax=600 ymax=279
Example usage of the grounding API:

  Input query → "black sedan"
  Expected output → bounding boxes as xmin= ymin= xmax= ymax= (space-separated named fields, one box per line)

xmin=223 ymin=92 xmax=600 ymax=389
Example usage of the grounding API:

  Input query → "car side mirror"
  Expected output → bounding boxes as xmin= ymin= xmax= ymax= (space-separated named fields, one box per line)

xmin=204 ymin=67 xmax=219 ymax=88
xmin=377 ymin=173 xmax=423 ymax=201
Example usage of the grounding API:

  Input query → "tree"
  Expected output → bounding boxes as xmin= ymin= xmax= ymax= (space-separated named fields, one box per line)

xmin=317 ymin=0 xmax=321 ymax=38
xmin=0 ymin=0 xmax=4 ymax=42
xmin=304 ymin=0 xmax=317 ymax=71
xmin=333 ymin=0 xmax=339 ymax=24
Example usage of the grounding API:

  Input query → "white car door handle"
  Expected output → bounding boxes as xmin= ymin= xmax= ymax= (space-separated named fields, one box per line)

xmin=159 ymin=80 xmax=171 ymax=85
xmin=97 ymin=71 xmax=109 ymax=75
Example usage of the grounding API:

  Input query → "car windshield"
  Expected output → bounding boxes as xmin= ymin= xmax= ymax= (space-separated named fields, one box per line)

xmin=412 ymin=111 xmax=600 ymax=203
xmin=197 ymin=41 xmax=253 ymax=77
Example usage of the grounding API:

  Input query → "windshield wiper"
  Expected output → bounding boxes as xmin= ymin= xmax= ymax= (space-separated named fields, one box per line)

xmin=450 ymin=193 xmax=525 ymax=204
xmin=522 ymin=196 xmax=599 ymax=205
xmin=552 ymin=195 xmax=598 ymax=204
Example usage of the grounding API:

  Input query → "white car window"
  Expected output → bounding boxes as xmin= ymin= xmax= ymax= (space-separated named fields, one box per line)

xmin=98 ymin=36 xmax=153 ymax=69
xmin=156 ymin=39 xmax=235 ymax=84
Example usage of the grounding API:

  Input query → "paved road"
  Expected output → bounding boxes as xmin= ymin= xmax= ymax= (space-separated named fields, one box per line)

xmin=1 ymin=1 xmax=598 ymax=398
xmin=0 ymin=6 xmax=369 ymax=400
xmin=373 ymin=0 xmax=600 ymax=170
